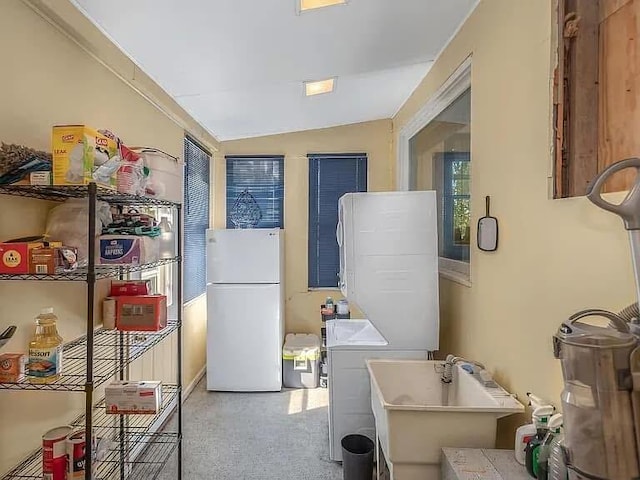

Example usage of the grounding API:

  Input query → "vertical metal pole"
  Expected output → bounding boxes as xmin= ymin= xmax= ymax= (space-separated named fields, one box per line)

xmin=119 ymin=335 xmax=125 ymax=479
xmin=119 ymin=267 xmax=125 ymax=480
xmin=176 ymin=203 xmax=183 ymax=480
xmin=85 ymin=183 xmax=97 ymax=480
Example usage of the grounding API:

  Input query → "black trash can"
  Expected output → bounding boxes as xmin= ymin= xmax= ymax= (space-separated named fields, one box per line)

xmin=341 ymin=434 xmax=374 ymax=480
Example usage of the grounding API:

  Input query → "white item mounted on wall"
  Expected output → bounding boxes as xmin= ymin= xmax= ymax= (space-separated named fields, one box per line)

xmin=337 ymin=191 xmax=440 ymax=350
xmin=205 ymin=228 xmax=284 ymax=392
xmin=477 ymin=196 xmax=498 ymax=252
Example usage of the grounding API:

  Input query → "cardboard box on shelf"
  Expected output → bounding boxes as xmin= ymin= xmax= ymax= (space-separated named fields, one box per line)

xmin=0 ymin=353 xmax=26 ymax=383
xmin=0 ymin=239 xmax=62 ymax=275
xmin=10 ymin=171 xmax=51 ymax=186
xmin=105 ymin=381 xmax=162 ymax=414
xmin=29 ymin=246 xmax=78 ymax=274
xmin=116 ymin=295 xmax=167 ymax=332
xmin=52 ymin=125 xmax=118 ymax=188
xmin=110 ymin=280 xmax=151 ymax=297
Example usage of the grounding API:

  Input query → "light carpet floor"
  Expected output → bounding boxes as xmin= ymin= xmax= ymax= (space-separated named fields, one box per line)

xmin=157 ymin=379 xmax=343 ymax=480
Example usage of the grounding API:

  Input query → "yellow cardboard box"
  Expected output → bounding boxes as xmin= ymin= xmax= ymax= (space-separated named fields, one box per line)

xmin=52 ymin=125 xmax=118 ymax=188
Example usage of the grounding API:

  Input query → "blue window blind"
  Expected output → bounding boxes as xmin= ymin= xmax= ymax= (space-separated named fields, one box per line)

xmin=308 ymin=153 xmax=367 ymax=288
xmin=184 ymin=137 xmax=210 ymax=303
xmin=226 ymin=156 xmax=284 ymax=229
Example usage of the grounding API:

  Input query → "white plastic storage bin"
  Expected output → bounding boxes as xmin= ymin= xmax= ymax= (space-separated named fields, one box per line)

xmin=131 ymin=147 xmax=184 ymax=204
xmin=283 ymin=334 xmax=320 ymax=388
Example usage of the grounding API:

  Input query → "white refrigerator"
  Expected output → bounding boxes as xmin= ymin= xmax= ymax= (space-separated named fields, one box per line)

xmin=206 ymin=228 xmax=284 ymax=392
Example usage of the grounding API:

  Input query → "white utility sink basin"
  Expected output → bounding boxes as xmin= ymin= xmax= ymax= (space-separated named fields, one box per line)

xmin=367 ymin=359 xmax=524 ymax=480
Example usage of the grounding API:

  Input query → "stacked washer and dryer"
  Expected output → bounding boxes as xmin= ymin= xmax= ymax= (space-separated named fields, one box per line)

xmin=327 ymin=191 xmax=440 ymax=461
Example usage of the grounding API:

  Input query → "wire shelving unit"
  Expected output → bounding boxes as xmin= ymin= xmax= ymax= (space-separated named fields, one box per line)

xmin=0 ymin=183 xmax=183 ymax=480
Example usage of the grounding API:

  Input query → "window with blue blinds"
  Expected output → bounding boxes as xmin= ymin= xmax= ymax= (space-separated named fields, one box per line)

xmin=308 ymin=153 xmax=367 ymax=288
xmin=226 ymin=156 xmax=284 ymax=229
xmin=184 ymin=137 xmax=210 ymax=303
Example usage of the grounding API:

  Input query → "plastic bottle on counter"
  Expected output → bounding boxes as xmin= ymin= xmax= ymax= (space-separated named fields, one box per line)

xmin=324 ymin=297 xmax=334 ymax=314
xmin=536 ymin=413 xmax=563 ymax=480
xmin=158 ymin=216 xmax=175 ymax=259
xmin=525 ymin=405 xmax=555 ymax=478
xmin=547 ymin=417 xmax=568 ymax=480
xmin=336 ymin=299 xmax=349 ymax=316
xmin=27 ymin=307 xmax=63 ymax=383
xmin=515 ymin=394 xmax=544 ymax=465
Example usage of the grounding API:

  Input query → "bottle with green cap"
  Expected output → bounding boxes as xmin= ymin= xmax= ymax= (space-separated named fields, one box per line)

xmin=525 ymin=404 xmax=555 ymax=478
xmin=536 ymin=413 xmax=563 ymax=480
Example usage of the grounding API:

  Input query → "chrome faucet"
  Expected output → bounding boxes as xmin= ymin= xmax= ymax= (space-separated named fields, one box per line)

xmin=441 ymin=354 xmax=485 ymax=384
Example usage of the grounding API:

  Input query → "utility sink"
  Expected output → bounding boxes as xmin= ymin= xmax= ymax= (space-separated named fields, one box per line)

xmin=366 ymin=359 xmax=524 ymax=480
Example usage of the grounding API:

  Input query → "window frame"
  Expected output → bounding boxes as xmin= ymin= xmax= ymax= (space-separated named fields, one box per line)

xmin=397 ymin=57 xmax=472 ymax=286
xmin=440 ymin=152 xmax=471 ymax=261
xmin=554 ymin=0 xmax=639 ymax=197
xmin=308 ymin=153 xmax=368 ymax=290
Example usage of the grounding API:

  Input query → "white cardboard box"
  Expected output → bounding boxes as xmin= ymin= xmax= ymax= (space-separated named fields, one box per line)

xmin=105 ymin=381 xmax=162 ymax=414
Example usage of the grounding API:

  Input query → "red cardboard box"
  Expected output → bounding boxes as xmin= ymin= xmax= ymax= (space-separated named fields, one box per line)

xmin=0 ymin=353 xmax=26 ymax=383
xmin=116 ymin=295 xmax=167 ymax=332
xmin=0 ymin=239 xmax=63 ymax=274
xmin=0 ymin=243 xmax=31 ymax=274
xmin=110 ymin=280 xmax=150 ymax=297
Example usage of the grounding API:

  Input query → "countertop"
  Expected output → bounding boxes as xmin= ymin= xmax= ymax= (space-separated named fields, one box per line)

xmin=442 ymin=448 xmax=530 ymax=480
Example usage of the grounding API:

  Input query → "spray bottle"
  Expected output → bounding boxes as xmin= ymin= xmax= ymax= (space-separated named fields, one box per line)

xmin=525 ymin=404 xmax=555 ymax=478
xmin=515 ymin=393 xmax=545 ymax=465
xmin=547 ymin=414 xmax=568 ymax=480
xmin=536 ymin=413 xmax=563 ymax=479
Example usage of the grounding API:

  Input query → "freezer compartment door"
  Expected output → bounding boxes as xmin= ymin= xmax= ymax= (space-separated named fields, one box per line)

xmin=207 ymin=228 xmax=283 ymax=284
xmin=206 ymin=283 xmax=283 ymax=391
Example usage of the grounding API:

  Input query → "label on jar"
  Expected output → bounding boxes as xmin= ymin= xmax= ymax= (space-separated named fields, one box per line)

xmin=28 ymin=346 xmax=62 ymax=377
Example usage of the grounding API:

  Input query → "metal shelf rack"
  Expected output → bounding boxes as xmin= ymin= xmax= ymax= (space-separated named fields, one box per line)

xmin=0 ymin=184 xmax=178 ymax=207
xmin=0 ymin=183 xmax=183 ymax=480
xmin=0 ymin=258 xmax=180 ymax=281
xmin=0 ymin=321 xmax=180 ymax=391
xmin=2 ymin=433 xmax=180 ymax=480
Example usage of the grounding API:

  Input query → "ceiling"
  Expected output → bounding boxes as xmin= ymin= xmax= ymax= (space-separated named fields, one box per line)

xmin=71 ymin=0 xmax=478 ymax=141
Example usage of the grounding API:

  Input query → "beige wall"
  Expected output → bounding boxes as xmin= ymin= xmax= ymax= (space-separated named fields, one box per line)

xmin=394 ymin=0 xmax=636 ymax=445
xmin=217 ymin=120 xmax=393 ymax=335
xmin=0 ymin=1 xmax=214 ymax=473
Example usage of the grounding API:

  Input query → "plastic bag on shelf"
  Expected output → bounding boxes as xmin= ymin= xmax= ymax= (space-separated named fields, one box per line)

xmin=116 ymin=145 xmax=147 ymax=196
xmin=130 ymin=147 xmax=183 ymax=203
xmin=45 ymin=198 xmax=113 ymax=266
